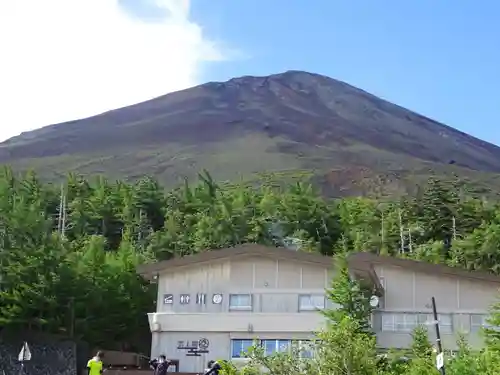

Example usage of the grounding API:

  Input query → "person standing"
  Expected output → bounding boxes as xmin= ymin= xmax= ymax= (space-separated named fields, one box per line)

xmin=87 ymin=351 xmax=104 ymax=375
xmin=203 ymin=360 xmax=222 ymax=375
xmin=149 ymin=354 xmax=170 ymax=375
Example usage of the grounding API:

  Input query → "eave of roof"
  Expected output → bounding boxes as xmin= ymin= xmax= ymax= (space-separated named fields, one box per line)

xmin=136 ymin=243 xmax=334 ymax=277
xmin=136 ymin=243 xmax=384 ymax=294
xmin=136 ymin=245 xmax=500 ymax=300
xmin=348 ymin=252 xmax=500 ymax=285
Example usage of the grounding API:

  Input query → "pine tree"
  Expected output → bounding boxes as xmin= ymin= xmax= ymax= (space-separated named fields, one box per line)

xmin=411 ymin=325 xmax=434 ymax=359
xmin=323 ymin=255 xmax=373 ymax=333
xmin=405 ymin=326 xmax=436 ymax=375
xmin=484 ymin=299 xmax=500 ymax=352
xmin=419 ymin=177 xmax=459 ymax=258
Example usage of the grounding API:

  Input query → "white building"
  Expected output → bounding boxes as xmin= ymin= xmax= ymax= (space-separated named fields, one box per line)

xmin=137 ymin=244 xmax=500 ymax=373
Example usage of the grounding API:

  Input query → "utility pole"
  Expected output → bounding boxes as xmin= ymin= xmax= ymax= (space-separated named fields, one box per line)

xmin=138 ymin=209 xmax=143 ymax=242
xmin=57 ymin=184 xmax=63 ymax=234
xmin=398 ymin=209 xmax=405 ymax=254
xmin=452 ymin=216 xmax=457 ymax=241
xmin=432 ymin=297 xmax=446 ymax=374
xmin=61 ymin=190 xmax=66 ymax=239
xmin=57 ymin=184 xmax=67 ymax=238
xmin=380 ymin=210 xmax=385 ymax=248
xmin=0 ymin=218 xmax=4 ymax=290
xmin=408 ymin=228 xmax=413 ymax=253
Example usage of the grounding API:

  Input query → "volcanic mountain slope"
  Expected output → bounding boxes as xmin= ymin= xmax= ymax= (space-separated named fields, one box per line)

xmin=1 ymin=70 xmax=500 ymax=197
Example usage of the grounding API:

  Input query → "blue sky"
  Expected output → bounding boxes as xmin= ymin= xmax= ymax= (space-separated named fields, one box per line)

xmin=187 ymin=1 xmax=499 ymax=145
xmin=2 ymin=1 xmax=498 ymax=146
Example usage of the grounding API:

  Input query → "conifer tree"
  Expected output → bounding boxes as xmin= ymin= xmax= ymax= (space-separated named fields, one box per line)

xmin=419 ymin=177 xmax=459 ymax=258
xmin=323 ymin=255 xmax=374 ymax=333
xmin=484 ymin=299 xmax=500 ymax=352
xmin=411 ymin=325 xmax=434 ymax=359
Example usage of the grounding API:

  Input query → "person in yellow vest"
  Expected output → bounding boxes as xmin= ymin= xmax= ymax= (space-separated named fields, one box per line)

xmin=87 ymin=351 xmax=104 ymax=375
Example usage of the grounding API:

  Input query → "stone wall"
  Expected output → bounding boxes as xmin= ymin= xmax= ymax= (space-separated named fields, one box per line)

xmin=0 ymin=331 xmax=78 ymax=375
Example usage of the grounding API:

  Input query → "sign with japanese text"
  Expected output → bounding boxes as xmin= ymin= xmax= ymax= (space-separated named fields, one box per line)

xmin=177 ymin=338 xmax=210 ymax=356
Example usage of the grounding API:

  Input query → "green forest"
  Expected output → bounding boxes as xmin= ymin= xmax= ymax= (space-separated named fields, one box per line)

xmin=1 ymin=167 xmax=500 ymax=356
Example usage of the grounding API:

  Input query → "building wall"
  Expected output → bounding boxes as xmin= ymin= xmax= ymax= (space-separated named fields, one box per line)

xmin=150 ymin=254 xmax=500 ymax=370
xmin=156 ymin=255 xmax=333 ymax=314
xmin=152 ymin=331 xmax=317 ymax=373
xmin=152 ymin=255 xmax=331 ymax=372
xmin=154 ymin=332 xmax=228 ymax=373
xmin=150 ymin=312 xmax=325 ymax=333
xmin=373 ymin=264 xmax=500 ymax=349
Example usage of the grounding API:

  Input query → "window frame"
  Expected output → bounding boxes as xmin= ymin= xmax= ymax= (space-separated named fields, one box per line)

xmin=229 ymin=294 xmax=253 ymax=311
xmin=435 ymin=313 xmax=453 ymax=334
xmin=381 ymin=312 xmax=453 ymax=333
xmin=231 ymin=339 xmax=315 ymax=359
xmin=470 ymin=314 xmax=490 ymax=332
xmin=230 ymin=339 xmax=256 ymax=359
xmin=298 ymin=294 xmax=325 ymax=311
xmin=261 ymin=339 xmax=291 ymax=356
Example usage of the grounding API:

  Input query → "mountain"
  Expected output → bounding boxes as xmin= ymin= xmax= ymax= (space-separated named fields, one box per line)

xmin=1 ymin=70 xmax=500 ymax=197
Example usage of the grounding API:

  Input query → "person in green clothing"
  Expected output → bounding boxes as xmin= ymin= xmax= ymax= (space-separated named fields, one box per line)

xmin=87 ymin=351 xmax=104 ymax=375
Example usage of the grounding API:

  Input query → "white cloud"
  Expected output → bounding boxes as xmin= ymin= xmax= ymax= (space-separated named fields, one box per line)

xmin=0 ymin=0 xmax=226 ymax=141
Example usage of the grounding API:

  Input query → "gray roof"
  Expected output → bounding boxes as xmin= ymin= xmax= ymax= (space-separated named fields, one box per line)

xmin=136 ymin=244 xmax=500 ymax=295
xmin=136 ymin=243 xmax=382 ymax=293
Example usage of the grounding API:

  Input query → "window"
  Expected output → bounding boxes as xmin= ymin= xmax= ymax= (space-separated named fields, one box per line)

xmin=382 ymin=313 xmax=421 ymax=332
xmin=392 ymin=313 xmax=418 ymax=332
xmin=471 ymin=314 xmax=490 ymax=332
xmin=229 ymin=294 xmax=252 ymax=311
xmin=262 ymin=340 xmax=291 ymax=356
xmin=436 ymin=314 xmax=453 ymax=334
xmin=231 ymin=339 xmax=314 ymax=358
xmin=231 ymin=339 xmax=255 ymax=358
xmin=299 ymin=294 xmax=325 ymax=311
xmin=381 ymin=313 xmax=453 ymax=333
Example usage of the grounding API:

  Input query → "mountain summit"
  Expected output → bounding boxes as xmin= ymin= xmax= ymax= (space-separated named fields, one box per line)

xmin=1 ymin=71 xmax=500 ymax=196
